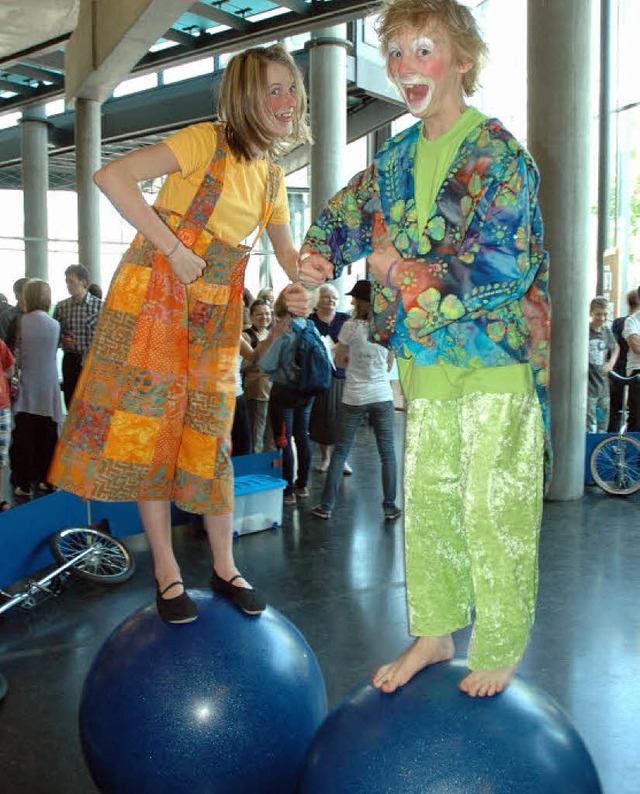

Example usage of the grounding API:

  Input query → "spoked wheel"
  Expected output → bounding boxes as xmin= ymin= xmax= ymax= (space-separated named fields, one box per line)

xmin=590 ymin=435 xmax=640 ymax=496
xmin=50 ymin=528 xmax=135 ymax=584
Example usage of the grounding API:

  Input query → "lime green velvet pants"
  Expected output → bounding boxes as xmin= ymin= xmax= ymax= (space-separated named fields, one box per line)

xmin=403 ymin=386 xmax=544 ymax=669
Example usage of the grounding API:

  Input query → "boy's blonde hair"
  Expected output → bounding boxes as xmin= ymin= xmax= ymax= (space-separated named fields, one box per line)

xmin=376 ymin=0 xmax=488 ymax=96
xmin=218 ymin=43 xmax=311 ymax=162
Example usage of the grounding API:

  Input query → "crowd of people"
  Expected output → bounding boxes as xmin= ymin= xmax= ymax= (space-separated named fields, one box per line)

xmin=0 ymin=267 xmax=102 ymax=507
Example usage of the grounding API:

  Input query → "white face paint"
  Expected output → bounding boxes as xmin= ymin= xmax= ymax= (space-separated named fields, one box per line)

xmin=386 ymin=27 xmax=469 ymax=132
xmin=388 ymin=35 xmax=437 ymax=116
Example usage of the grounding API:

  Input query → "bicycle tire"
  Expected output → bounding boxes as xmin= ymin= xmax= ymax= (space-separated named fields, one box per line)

xmin=590 ymin=435 xmax=640 ymax=496
xmin=50 ymin=528 xmax=135 ymax=584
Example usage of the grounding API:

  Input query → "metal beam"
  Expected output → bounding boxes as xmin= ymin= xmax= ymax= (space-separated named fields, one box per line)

xmin=189 ymin=2 xmax=252 ymax=31
xmin=162 ymin=28 xmax=201 ymax=46
xmin=273 ymin=0 xmax=308 ymax=14
xmin=7 ymin=63 xmax=64 ymax=86
xmin=137 ymin=0 xmax=374 ymax=72
xmin=0 ymin=78 xmax=32 ymax=95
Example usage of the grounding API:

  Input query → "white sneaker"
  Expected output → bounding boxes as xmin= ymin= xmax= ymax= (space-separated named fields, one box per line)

xmin=14 ymin=486 xmax=33 ymax=497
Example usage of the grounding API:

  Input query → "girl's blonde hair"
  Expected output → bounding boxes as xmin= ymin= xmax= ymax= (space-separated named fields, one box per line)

xmin=376 ymin=0 xmax=488 ymax=97
xmin=23 ymin=278 xmax=51 ymax=313
xmin=218 ymin=43 xmax=311 ymax=162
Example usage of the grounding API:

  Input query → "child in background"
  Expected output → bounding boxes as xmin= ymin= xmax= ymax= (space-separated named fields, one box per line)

xmin=587 ymin=296 xmax=617 ymax=432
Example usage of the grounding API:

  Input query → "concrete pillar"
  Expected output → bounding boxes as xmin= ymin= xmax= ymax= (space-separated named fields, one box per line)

xmin=528 ymin=1 xmax=593 ymax=500
xmin=75 ymin=98 xmax=102 ymax=285
xmin=307 ymin=25 xmax=350 ymax=301
xmin=21 ymin=106 xmax=49 ymax=280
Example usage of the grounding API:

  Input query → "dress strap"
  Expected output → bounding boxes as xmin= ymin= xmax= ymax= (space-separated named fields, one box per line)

xmin=174 ymin=123 xmax=280 ymax=252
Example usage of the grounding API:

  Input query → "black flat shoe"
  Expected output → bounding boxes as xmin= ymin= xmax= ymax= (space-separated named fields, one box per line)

xmin=156 ymin=581 xmax=198 ymax=624
xmin=210 ymin=570 xmax=266 ymax=615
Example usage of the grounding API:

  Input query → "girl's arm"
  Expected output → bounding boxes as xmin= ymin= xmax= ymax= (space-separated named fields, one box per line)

xmin=386 ymin=350 xmax=395 ymax=372
xmin=94 ymin=142 xmax=204 ymax=285
xmin=266 ymin=223 xmax=298 ymax=282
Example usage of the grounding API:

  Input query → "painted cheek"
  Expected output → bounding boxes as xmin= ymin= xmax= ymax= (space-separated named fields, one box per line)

xmin=424 ymin=57 xmax=444 ymax=78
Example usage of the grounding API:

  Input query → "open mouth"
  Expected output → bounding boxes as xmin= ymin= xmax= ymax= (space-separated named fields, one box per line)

xmin=402 ymin=84 xmax=429 ymax=107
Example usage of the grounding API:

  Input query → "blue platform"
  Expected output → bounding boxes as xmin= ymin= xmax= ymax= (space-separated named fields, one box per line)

xmin=0 ymin=451 xmax=283 ymax=589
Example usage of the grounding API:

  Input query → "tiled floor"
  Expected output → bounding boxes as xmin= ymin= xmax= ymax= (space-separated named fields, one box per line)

xmin=0 ymin=412 xmax=638 ymax=793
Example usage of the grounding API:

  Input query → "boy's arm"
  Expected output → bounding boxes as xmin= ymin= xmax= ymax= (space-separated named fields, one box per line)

xmin=604 ymin=341 xmax=619 ymax=373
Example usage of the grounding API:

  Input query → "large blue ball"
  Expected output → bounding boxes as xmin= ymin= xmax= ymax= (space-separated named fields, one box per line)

xmin=80 ymin=591 xmax=327 ymax=794
xmin=299 ymin=660 xmax=602 ymax=794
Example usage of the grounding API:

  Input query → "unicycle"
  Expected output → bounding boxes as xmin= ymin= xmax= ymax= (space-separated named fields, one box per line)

xmin=590 ymin=371 xmax=640 ymax=496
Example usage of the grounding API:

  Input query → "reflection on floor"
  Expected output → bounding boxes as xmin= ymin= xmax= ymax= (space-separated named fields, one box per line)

xmin=1 ymin=412 xmax=639 ymax=793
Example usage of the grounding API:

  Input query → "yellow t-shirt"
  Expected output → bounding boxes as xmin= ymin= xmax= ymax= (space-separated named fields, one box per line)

xmin=158 ymin=122 xmax=290 ymax=247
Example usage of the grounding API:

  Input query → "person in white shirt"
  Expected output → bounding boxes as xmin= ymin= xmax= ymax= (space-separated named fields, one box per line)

xmin=622 ymin=289 xmax=640 ymax=430
xmin=310 ymin=279 xmax=401 ymax=521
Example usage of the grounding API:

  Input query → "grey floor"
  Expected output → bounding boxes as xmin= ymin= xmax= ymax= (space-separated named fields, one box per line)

xmin=0 ymin=412 xmax=638 ymax=793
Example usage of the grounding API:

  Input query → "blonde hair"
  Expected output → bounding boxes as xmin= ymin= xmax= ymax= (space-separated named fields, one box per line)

xmin=23 ymin=278 xmax=51 ymax=313
xmin=376 ymin=0 xmax=488 ymax=96
xmin=218 ymin=43 xmax=311 ymax=162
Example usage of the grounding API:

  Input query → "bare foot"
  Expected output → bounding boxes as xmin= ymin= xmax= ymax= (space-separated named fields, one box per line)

xmin=459 ymin=664 xmax=517 ymax=697
xmin=371 ymin=635 xmax=455 ymax=693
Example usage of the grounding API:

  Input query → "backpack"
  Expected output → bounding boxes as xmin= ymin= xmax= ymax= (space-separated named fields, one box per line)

xmin=285 ymin=320 xmax=332 ymax=396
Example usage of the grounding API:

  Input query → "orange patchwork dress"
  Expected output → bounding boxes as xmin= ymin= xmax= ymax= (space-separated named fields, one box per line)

xmin=49 ymin=123 xmax=287 ymax=514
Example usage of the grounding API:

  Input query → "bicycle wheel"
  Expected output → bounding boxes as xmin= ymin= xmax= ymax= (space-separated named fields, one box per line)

xmin=590 ymin=435 xmax=640 ymax=496
xmin=50 ymin=528 xmax=135 ymax=584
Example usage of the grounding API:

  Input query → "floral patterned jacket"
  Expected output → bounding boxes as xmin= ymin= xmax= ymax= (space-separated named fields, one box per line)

xmin=304 ymin=118 xmax=551 ymax=467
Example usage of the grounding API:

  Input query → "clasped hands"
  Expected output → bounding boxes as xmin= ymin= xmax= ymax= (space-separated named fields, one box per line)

xmin=283 ymin=237 xmax=402 ymax=317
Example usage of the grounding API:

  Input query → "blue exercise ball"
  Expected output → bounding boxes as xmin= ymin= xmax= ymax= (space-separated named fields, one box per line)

xmin=80 ymin=590 xmax=327 ymax=794
xmin=299 ymin=660 xmax=602 ymax=794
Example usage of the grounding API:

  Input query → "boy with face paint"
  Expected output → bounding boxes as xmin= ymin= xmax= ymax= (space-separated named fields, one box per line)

xmin=294 ymin=0 xmax=550 ymax=697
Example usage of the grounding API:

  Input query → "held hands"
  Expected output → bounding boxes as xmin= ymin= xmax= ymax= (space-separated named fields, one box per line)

xmin=297 ymin=248 xmax=333 ymax=288
xmin=283 ymin=282 xmax=315 ymax=318
xmin=166 ymin=241 xmax=205 ymax=285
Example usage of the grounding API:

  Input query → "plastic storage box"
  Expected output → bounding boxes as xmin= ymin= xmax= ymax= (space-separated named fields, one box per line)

xmin=232 ymin=474 xmax=287 ymax=537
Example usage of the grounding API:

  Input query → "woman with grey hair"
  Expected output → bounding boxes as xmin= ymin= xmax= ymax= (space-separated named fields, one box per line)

xmin=308 ymin=283 xmax=352 ymax=473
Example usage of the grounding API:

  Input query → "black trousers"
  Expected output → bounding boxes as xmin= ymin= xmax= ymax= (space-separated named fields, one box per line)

xmin=10 ymin=412 xmax=58 ymax=489
xmin=626 ymin=369 xmax=640 ymax=432
xmin=62 ymin=350 xmax=83 ymax=410
xmin=231 ymin=394 xmax=253 ymax=456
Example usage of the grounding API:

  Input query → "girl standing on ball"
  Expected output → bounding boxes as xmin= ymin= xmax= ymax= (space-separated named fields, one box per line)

xmin=49 ymin=44 xmax=310 ymax=624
